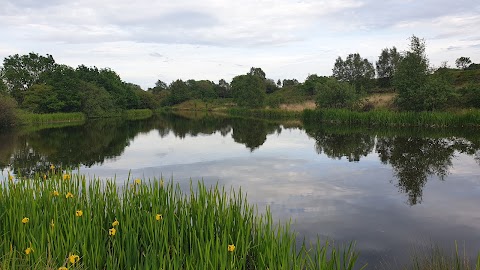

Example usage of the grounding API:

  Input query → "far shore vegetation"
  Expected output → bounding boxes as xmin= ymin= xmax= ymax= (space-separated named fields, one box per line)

xmin=1 ymin=35 xmax=480 ymax=128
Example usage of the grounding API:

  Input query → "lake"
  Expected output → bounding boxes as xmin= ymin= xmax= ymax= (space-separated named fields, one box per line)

xmin=1 ymin=112 xmax=480 ymax=268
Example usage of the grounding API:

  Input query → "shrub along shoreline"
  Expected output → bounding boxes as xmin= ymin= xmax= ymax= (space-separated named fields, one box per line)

xmin=0 ymin=171 xmax=362 ymax=270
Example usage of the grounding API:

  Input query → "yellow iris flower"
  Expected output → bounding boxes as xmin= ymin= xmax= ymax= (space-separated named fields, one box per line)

xmin=109 ymin=227 xmax=116 ymax=236
xmin=22 ymin=217 xmax=29 ymax=224
xmin=25 ymin=247 xmax=33 ymax=255
xmin=68 ymin=254 xmax=80 ymax=264
xmin=75 ymin=210 xmax=83 ymax=217
xmin=112 ymin=220 xmax=119 ymax=227
xmin=65 ymin=192 xmax=74 ymax=199
xmin=228 ymin=244 xmax=235 ymax=252
xmin=155 ymin=214 xmax=162 ymax=221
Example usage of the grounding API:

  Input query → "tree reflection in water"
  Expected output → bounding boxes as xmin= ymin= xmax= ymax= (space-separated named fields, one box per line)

xmin=2 ymin=114 xmax=480 ymax=206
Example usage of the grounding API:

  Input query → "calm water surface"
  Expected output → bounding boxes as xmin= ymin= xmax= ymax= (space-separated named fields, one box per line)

xmin=1 ymin=113 xmax=480 ymax=268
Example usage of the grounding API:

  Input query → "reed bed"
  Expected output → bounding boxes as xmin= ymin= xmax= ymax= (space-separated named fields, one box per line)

xmin=407 ymin=242 xmax=480 ymax=270
xmin=303 ymin=109 xmax=480 ymax=128
xmin=16 ymin=111 xmax=86 ymax=125
xmin=0 ymin=170 xmax=363 ymax=270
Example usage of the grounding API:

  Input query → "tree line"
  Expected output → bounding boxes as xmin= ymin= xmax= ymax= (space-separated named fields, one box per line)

xmin=1 ymin=35 xmax=479 ymax=126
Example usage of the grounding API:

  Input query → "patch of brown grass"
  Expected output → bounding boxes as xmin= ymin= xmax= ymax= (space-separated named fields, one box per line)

xmin=279 ymin=101 xmax=316 ymax=111
xmin=362 ymin=93 xmax=397 ymax=109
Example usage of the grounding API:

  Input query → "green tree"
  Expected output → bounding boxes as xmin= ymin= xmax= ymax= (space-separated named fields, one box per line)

xmin=248 ymin=67 xmax=266 ymax=80
xmin=265 ymin=79 xmax=279 ymax=94
xmin=455 ymin=57 xmax=472 ymax=70
xmin=188 ymin=80 xmax=217 ymax=101
xmin=148 ymin=79 xmax=168 ymax=94
xmin=302 ymin=74 xmax=329 ymax=96
xmin=163 ymin=79 xmax=190 ymax=105
xmin=282 ymin=79 xmax=299 ymax=87
xmin=376 ymin=47 xmax=401 ymax=87
xmin=41 ymin=64 xmax=82 ymax=112
xmin=315 ymin=78 xmax=357 ymax=109
xmin=1 ymin=53 xmax=56 ymax=104
xmin=23 ymin=84 xmax=65 ymax=113
xmin=394 ymin=35 xmax=453 ymax=111
xmin=79 ymin=81 xmax=117 ymax=118
xmin=231 ymin=74 xmax=266 ymax=108
xmin=216 ymin=79 xmax=231 ymax=98
xmin=332 ymin=53 xmax=375 ymax=92
xmin=0 ymin=93 xmax=17 ymax=127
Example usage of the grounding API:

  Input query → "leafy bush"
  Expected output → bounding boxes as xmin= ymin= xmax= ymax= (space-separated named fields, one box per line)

xmin=458 ymin=84 xmax=480 ymax=108
xmin=0 ymin=94 xmax=17 ymax=127
xmin=316 ymin=79 xmax=358 ymax=109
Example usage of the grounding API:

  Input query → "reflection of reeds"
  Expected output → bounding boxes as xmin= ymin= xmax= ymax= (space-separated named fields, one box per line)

xmin=303 ymin=109 xmax=480 ymax=128
xmin=124 ymin=109 xmax=153 ymax=120
xmin=228 ymin=108 xmax=302 ymax=119
xmin=0 ymin=171 xmax=363 ymax=269
xmin=408 ymin=242 xmax=480 ymax=270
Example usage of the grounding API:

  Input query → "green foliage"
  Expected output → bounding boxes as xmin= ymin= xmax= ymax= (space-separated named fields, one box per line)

xmin=163 ymin=79 xmax=190 ymax=106
xmin=148 ymin=79 xmax=168 ymax=94
xmin=78 ymin=81 xmax=118 ymax=118
xmin=421 ymin=75 xmax=455 ymax=111
xmin=303 ymin=108 xmax=480 ymax=127
xmin=376 ymin=47 xmax=401 ymax=87
xmin=466 ymin=63 xmax=480 ymax=70
xmin=231 ymin=74 xmax=266 ymax=108
xmin=248 ymin=67 xmax=266 ymax=80
xmin=16 ymin=111 xmax=85 ymax=125
xmin=216 ymin=79 xmax=231 ymax=98
xmin=0 ymin=171 xmax=363 ymax=269
xmin=124 ymin=109 xmax=153 ymax=120
xmin=23 ymin=84 xmax=65 ymax=113
xmin=265 ymin=78 xmax=279 ymax=94
xmin=302 ymin=74 xmax=329 ymax=96
xmin=187 ymin=79 xmax=218 ymax=101
xmin=316 ymin=79 xmax=358 ymax=109
xmin=332 ymin=53 xmax=375 ymax=92
xmin=394 ymin=36 xmax=431 ymax=111
xmin=0 ymin=94 xmax=17 ymax=127
xmin=458 ymin=84 xmax=480 ymax=108
xmin=1 ymin=53 xmax=56 ymax=104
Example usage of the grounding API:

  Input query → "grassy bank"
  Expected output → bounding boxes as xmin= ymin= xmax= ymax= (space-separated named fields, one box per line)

xmin=13 ymin=109 xmax=154 ymax=126
xmin=303 ymin=109 xmax=480 ymax=128
xmin=0 ymin=171 xmax=362 ymax=270
xmin=15 ymin=111 xmax=86 ymax=125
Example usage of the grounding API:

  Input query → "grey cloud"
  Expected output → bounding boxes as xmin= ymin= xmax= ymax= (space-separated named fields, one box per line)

xmin=446 ymin=46 xmax=462 ymax=51
xmin=331 ymin=0 xmax=480 ymax=30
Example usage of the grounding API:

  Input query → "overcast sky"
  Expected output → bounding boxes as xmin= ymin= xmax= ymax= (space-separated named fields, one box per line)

xmin=1 ymin=0 xmax=479 ymax=89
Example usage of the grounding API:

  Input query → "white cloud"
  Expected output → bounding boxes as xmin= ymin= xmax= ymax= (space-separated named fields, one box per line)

xmin=0 ymin=0 xmax=479 ymax=88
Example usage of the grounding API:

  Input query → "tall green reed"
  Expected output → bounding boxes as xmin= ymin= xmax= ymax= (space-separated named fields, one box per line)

xmin=0 ymin=170 xmax=363 ymax=269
